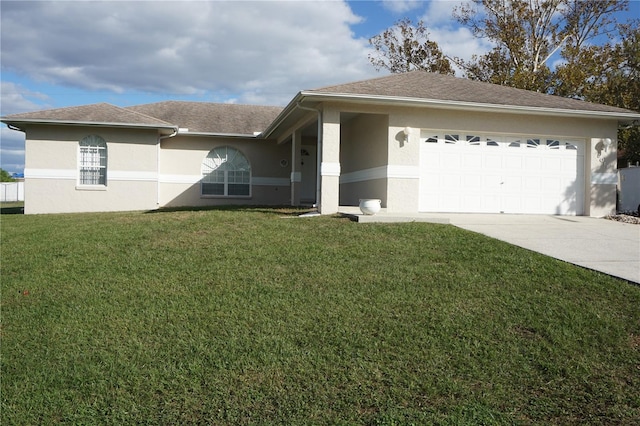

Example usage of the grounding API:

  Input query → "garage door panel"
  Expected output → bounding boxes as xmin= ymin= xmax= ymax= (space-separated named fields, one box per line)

xmin=544 ymin=157 xmax=562 ymax=171
xmin=484 ymin=154 xmax=503 ymax=169
xmin=524 ymin=156 xmax=542 ymax=171
xmin=420 ymin=133 xmax=584 ymax=215
xmin=462 ymin=174 xmax=483 ymax=189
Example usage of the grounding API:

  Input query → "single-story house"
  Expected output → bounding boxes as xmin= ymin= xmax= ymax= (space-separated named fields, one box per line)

xmin=3 ymin=71 xmax=639 ymax=216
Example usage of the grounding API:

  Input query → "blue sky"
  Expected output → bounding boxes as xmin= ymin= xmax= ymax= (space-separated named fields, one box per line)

xmin=1 ymin=0 xmax=638 ymax=174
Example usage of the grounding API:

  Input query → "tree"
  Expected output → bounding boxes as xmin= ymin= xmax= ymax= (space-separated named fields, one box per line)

xmin=0 ymin=168 xmax=15 ymax=182
xmin=568 ymin=21 xmax=640 ymax=166
xmin=368 ymin=18 xmax=454 ymax=75
xmin=453 ymin=0 xmax=628 ymax=92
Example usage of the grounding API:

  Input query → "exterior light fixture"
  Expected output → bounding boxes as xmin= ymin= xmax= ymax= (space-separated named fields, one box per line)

xmin=403 ymin=127 xmax=411 ymax=143
xmin=603 ymin=138 xmax=612 ymax=151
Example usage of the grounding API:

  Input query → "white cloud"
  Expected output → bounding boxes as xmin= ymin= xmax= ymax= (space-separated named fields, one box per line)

xmin=0 ymin=0 xmax=377 ymax=106
xmin=0 ymin=82 xmax=51 ymax=116
xmin=382 ymin=0 xmax=424 ymax=14
xmin=429 ymin=26 xmax=493 ymax=63
xmin=0 ymin=127 xmax=26 ymax=175
xmin=418 ymin=0 xmax=493 ymax=73
xmin=422 ymin=0 xmax=461 ymax=23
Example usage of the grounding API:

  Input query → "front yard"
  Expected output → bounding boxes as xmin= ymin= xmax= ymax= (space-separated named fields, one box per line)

xmin=1 ymin=207 xmax=639 ymax=424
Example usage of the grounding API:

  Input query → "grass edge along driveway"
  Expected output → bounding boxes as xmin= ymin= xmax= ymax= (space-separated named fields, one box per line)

xmin=2 ymin=207 xmax=639 ymax=425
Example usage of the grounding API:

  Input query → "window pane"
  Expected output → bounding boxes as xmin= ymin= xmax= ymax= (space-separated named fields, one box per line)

xmin=202 ymin=183 xmax=225 ymax=195
xmin=228 ymin=184 xmax=250 ymax=196
xmin=202 ymin=147 xmax=251 ymax=196
xmin=79 ymin=136 xmax=107 ymax=185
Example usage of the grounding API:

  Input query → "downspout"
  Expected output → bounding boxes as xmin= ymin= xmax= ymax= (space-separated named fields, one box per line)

xmin=157 ymin=127 xmax=178 ymax=208
xmin=296 ymin=102 xmax=322 ymax=209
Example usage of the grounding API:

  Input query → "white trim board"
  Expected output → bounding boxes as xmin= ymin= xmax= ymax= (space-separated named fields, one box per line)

xmin=340 ymin=165 xmax=420 ymax=184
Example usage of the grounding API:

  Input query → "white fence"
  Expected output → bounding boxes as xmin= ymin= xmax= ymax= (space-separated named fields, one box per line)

xmin=618 ymin=167 xmax=640 ymax=213
xmin=1 ymin=182 xmax=24 ymax=202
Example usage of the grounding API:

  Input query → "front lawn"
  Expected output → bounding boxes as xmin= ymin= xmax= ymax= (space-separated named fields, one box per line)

xmin=2 ymin=208 xmax=639 ymax=425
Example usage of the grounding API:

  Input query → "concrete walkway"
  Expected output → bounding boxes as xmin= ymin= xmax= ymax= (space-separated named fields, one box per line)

xmin=340 ymin=208 xmax=640 ymax=284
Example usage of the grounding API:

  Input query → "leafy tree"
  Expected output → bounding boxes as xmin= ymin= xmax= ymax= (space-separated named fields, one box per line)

xmin=452 ymin=0 xmax=628 ymax=92
xmin=568 ymin=22 xmax=640 ymax=166
xmin=0 ymin=168 xmax=16 ymax=182
xmin=368 ymin=18 xmax=454 ymax=75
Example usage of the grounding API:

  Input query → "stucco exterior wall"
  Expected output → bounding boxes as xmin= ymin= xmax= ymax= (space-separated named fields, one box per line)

xmin=324 ymin=102 xmax=619 ymax=216
xmin=159 ymin=135 xmax=291 ymax=208
xmin=22 ymin=125 xmax=159 ymax=214
xmin=339 ymin=113 xmax=388 ymax=206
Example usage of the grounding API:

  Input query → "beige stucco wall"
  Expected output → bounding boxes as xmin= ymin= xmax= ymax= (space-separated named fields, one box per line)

xmin=316 ymin=101 xmax=620 ymax=216
xmin=159 ymin=135 xmax=291 ymax=208
xmin=22 ymin=125 xmax=159 ymax=214
xmin=339 ymin=113 xmax=389 ymax=206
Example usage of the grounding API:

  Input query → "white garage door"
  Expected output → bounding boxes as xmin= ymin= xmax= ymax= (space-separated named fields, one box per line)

xmin=419 ymin=132 xmax=585 ymax=215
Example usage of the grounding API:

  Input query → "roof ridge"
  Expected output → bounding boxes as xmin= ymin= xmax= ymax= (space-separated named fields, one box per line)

xmin=125 ymin=100 xmax=281 ymax=109
xmin=119 ymin=104 xmax=175 ymax=126
xmin=310 ymin=71 xmax=419 ymax=91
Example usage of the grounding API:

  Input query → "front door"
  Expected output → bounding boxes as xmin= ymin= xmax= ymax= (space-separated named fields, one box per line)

xmin=300 ymin=145 xmax=317 ymax=204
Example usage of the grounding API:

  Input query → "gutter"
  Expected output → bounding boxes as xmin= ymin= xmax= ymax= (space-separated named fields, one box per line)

xmin=174 ymin=130 xmax=261 ymax=138
xmin=0 ymin=118 xmax=178 ymax=133
xmin=6 ymin=124 xmax=24 ymax=132
xmin=298 ymin=91 xmax=640 ymax=121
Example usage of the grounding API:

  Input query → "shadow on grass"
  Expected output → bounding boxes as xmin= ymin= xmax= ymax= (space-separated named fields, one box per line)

xmin=144 ymin=205 xmax=316 ymax=217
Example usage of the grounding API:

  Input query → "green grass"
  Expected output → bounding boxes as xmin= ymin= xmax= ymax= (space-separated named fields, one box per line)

xmin=2 ymin=207 xmax=639 ymax=425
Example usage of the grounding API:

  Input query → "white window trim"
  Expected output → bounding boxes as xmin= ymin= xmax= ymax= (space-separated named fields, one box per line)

xmin=201 ymin=147 xmax=252 ymax=198
xmin=77 ymin=135 xmax=108 ymax=188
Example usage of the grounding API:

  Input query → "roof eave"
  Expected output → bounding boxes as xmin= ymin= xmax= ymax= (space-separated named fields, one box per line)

xmin=261 ymin=92 xmax=306 ymax=139
xmin=1 ymin=118 xmax=178 ymax=133
xmin=176 ymin=131 xmax=260 ymax=138
xmin=299 ymin=91 xmax=640 ymax=122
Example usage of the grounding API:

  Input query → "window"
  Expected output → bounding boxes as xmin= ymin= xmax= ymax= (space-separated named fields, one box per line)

xmin=445 ymin=134 xmax=460 ymax=144
xmin=79 ymin=135 xmax=107 ymax=185
xmin=466 ymin=135 xmax=481 ymax=146
xmin=201 ymin=147 xmax=251 ymax=196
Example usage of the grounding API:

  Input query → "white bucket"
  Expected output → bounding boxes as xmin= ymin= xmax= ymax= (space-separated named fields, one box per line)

xmin=359 ymin=199 xmax=381 ymax=215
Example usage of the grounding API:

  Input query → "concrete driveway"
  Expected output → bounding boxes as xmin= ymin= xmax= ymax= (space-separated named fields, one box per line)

xmin=340 ymin=209 xmax=640 ymax=284
xmin=445 ymin=214 xmax=639 ymax=284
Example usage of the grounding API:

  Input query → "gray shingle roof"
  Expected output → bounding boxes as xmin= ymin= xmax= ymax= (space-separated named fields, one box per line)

xmin=309 ymin=71 xmax=636 ymax=114
xmin=2 ymin=103 xmax=174 ymax=127
xmin=126 ymin=101 xmax=284 ymax=134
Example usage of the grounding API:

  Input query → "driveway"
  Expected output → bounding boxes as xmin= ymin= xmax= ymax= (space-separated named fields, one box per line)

xmin=445 ymin=214 xmax=639 ymax=284
xmin=340 ymin=209 xmax=640 ymax=284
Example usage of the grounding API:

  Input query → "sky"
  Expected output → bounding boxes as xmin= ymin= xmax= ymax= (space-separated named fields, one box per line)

xmin=1 ymin=0 xmax=638 ymax=175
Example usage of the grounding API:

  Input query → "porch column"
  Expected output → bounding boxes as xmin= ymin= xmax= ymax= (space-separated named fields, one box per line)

xmin=319 ymin=107 xmax=340 ymax=214
xmin=290 ymin=130 xmax=302 ymax=206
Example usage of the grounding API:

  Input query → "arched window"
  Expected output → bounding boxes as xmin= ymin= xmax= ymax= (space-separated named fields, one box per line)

xmin=79 ymin=135 xmax=107 ymax=185
xmin=201 ymin=147 xmax=251 ymax=196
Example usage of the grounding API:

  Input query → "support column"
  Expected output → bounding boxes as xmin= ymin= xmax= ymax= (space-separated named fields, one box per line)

xmin=290 ymin=130 xmax=302 ymax=206
xmin=319 ymin=108 xmax=341 ymax=214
